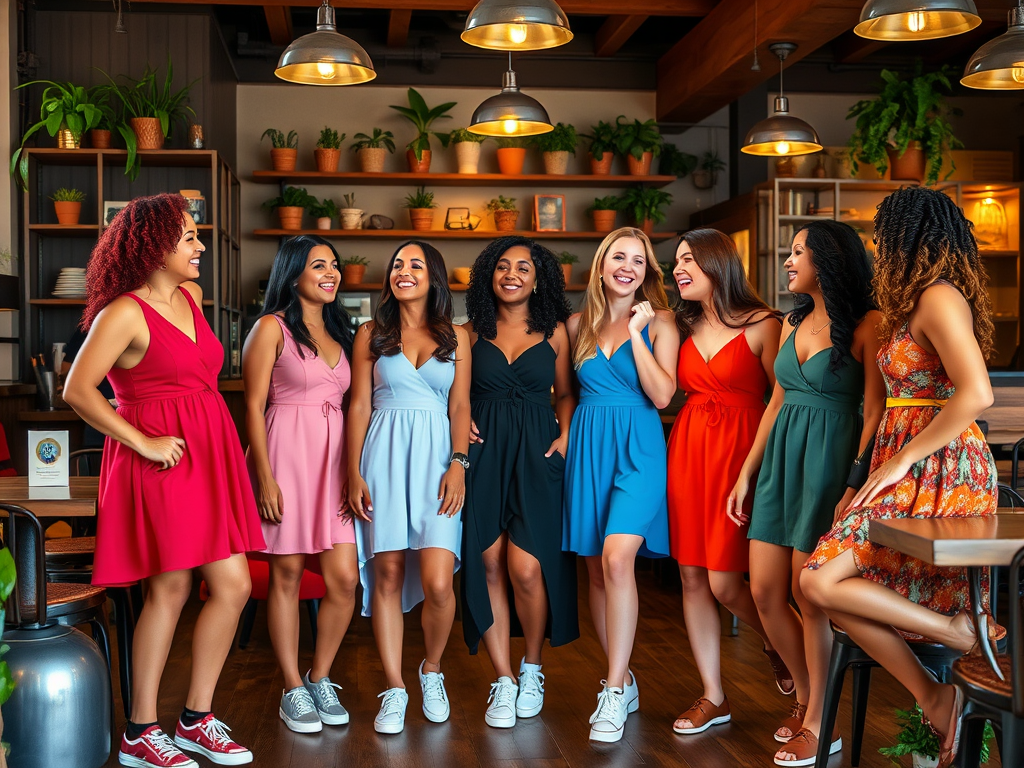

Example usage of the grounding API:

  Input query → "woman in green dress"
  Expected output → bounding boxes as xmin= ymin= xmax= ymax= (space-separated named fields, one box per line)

xmin=727 ymin=220 xmax=886 ymax=766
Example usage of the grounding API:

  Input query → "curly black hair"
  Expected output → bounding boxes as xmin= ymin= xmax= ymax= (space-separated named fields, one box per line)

xmin=790 ymin=220 xmax=875 ymax=374
xmin=465 ymin=236 xmax=572 ymax=340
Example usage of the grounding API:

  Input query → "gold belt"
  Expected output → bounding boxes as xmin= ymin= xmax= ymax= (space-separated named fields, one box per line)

xmin=886 ymin=397 xmax=948 ymax=408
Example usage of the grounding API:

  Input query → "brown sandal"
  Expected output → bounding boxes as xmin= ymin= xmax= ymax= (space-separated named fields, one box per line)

xmin=763 ymin=647 xmax=796 ymax=695
xmin=931 ymin=685 xmax=963 ymax=768
xmin=774 ymin=701 xmax=806 ymax=743
xmin=773 ymin=727 xmax=842 ymax=766
xmin=672 ymin=697 xmax=731 ymax=735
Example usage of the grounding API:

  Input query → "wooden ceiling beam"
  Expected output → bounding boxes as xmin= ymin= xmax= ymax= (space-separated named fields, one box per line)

xmin=595 ymin=15 xmax=649 ymax=57
xmin=130 ymin=0 xmax=717 ymax=15
xmin=832 ymin=30 xmax=889 ymax=64
xmin=387 ymin=9 xmax=413 ymax=47
xmin=263 ymin=5 xmax=293 ymax=46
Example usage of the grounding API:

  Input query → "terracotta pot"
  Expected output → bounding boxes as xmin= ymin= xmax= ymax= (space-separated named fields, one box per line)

xmin=627 ymin=151 xmax=653 ymax=176
xmin=454 ymin=142 xmax=481 ymax=174
xmin=408 ymin=208 xmax=434 ymax=231
xmin=270 ymin=148 xmax=298 ymax=172
xmin=316 ymin=217 xmax=332 ymax=230
xmin=57 ymin=127 xmax=81 ymax=149
xmin=343 ymin=264 xmax=366 ymax=286
xmin=407 ymin=149 xmax=431 ymax=173
xmin=130 ymin=117 xmax=165 ymax=150
xmin=589 ymin=151 xmax=613 ymax=175
xmin=314 ymin=148 xmax=340 ymax=173
xmin=89 ymin=129 xmax=111 ymax=149
xmin=453 ymin=267 xmax=473 ymax=285
xmin=543 ymin=151 xmax=569 ymax=175
xmin=887 ymin=142 xmax=926 ymax=182
xmin=691 ymin=169 xmax=715 ymax=190
xmin=496 ymin=147 xmax=527 ymax=175
xmin=493 ymin=209 xmax=519 ymax=232
xmin=561 ymin=263 xmax=573 ymax=285
xmin=277 ymin=206 xmax=303 ymax=230
xmin=54 ymin=201 xmax=82 ymax=226
xmin=637 ymin=218 xmax=654 ymax=236
xmin=358 ymin=147 xmax=387 ymax=173
xmin=340 ymin=209 xmax=364 ymax=230
xmin=591 ymin=209 xmax=617 ymax=233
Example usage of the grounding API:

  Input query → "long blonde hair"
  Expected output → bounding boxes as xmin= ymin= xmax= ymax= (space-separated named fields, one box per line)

xmin=573 ymin=227 xmax=670 ymax=368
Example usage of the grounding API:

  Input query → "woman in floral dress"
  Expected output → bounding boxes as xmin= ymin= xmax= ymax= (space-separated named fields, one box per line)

xmin=800 ymin=186 xmax=998 ymax=768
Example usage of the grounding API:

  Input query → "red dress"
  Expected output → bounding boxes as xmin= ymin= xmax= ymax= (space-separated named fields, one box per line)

xmin=667 ymin=333 xmax=768 ymax=572
xmin=92 ymin=288 xmax=264 ymax=586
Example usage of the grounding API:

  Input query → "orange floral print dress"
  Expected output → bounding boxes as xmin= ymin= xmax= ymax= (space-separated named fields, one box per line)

xmin=806 ymin=325 xmax=997 ymax=616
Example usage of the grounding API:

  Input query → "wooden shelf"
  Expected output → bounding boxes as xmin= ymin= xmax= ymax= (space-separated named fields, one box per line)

xmin=28 ymin=224 xmax=100 ymax=236
xmin=340 ymin=282 xmax=591 ymax=293
xmin=779 ymin=214 xmax=831 ymax=222
xmin=251 ymin=171 xmax=677 ymax=188
xmin=26 ymin=148 xmax=220 ymax=169
xmin=979 ymin=250 xmax=1019 ymax=258
xmin=30 ymin=298 xmax=85 ymax=306
xmin=254 ymin=228 xmax=677 ymax=241
xmin=18 ymin=409 xmax=82 ymax=422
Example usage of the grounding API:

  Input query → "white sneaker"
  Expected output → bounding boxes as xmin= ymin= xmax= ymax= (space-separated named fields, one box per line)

xmin=374 ymin=688 xmax=409 ymax=734
xmin=485 ymin=676 xmax=518 ymax=728
xmin=623 ymin=669 xmax=639 ymax=714
xmin=516 ymin=658 xmax=545 ymax=718
xmin=419 ymin=660 xmax=451 ymax=723
xmin=589 ymin=684 xmax=628 ymax=743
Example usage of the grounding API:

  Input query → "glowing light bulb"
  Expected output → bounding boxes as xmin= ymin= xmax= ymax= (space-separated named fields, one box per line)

xmin=1013 ymin=66 xmax=1024 ymax=84
xmin=316 ymin=62 xmax=337 ymax=80
xmin=907 ymin=12 xmax=925 ymax=33
xmin=508 ymin=24 xmax=528 ymax=45
xmin=983 ymin=197 xmax=995 ymax=205
xmin=774 ymin=141 xmax=791 ymax=156
xmin=503 ymin=119 xmax=518 ymax=134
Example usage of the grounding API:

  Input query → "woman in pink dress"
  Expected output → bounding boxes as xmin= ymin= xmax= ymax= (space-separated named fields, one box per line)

xmin=65 ymin=194 xmax=263 ymax=768
xmin=243 ymin=235 xmax=357 ymax=733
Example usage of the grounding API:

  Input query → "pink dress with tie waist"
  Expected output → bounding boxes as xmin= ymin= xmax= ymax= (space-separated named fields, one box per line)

xmin=247 ymin=315 xmax=354 ymax=554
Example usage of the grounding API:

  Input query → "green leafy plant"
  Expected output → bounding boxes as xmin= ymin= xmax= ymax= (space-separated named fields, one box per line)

xmin=558 ymin=251 xmax=579 ymax=265
xmin=389 ymin=87 xmax=457 ymax=160
xmin=588 ymin=195 xmax=622 ymax=213
xmin=619 ymin=186 xmax=673 ymax=226
xmin=878 ymin=704 xmax=994 ymax=765
xmin=494 ymin=136 xmax=531 ymax=150
xmin=660 ymin=143 xmax=699 ymax=177
xmin=307 ymin=196 xmax=339 ymax=219
xmin=103 ymin=58 xmax=198 ymax=142
xmin=0 ymin=548 xmax=16 ymax=708
xmin=85 ymin=83 xmax=121 ymax=132
xmin=262 ymin=129 xmax=298 ymax=149
xmin=700 ymin=151 xmax=727 ymax=173
xmin=340 ymin=193 xmax=357 ymax=209
xmin=350 ymin=128 xmax=396 ymax=153
xmin=50 ymin=187 xmax=86 ymax=203
xmin=448 ymin=128 xmax=487 ymax=144
xmin=403 ymin=186 xmax=437 ymax=209
xmin=581 ymin=120 xmax=617 ymax=161
xmin=316 ymin=127 xmax=345 ymax=150
xmin=261 ymin=186 xmax=317 ymax=212
xmin=486 ymin=195 xmax=518 ymax=212
xmin=340 ymin=254 xmax=369 ymax=267
xmin=614 ymin=115 xmax=664 ymax=160
xmin=534 ymin=122 xmax=578 ymax=154
xmin=847 ymin=61 xmax=963 ymax=186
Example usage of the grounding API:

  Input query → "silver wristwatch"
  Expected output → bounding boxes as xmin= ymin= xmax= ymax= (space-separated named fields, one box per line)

xmin=450 ymin=451 xmax=470 ymax=470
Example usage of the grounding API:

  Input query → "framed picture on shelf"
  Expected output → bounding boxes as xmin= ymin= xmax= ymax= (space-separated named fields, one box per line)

xmin=534 ymin=194 xmax=565 ymax=232
xmin=103 ymin=201 xmax=131 ymax=226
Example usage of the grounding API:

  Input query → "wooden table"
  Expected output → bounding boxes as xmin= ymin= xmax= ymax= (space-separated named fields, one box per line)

xmin=0 ymin=476 xmax=98 ymax=517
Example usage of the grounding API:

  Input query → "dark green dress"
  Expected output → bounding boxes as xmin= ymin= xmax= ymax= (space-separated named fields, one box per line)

xmin=748 ymin=329 xmax=863 ymax=553
xmin=461 ymin=337 xmax=579 ymax=654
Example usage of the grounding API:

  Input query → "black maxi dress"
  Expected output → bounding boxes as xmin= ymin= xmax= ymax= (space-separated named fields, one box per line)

xmin=461 ymin=336 xmax=579 ymax=653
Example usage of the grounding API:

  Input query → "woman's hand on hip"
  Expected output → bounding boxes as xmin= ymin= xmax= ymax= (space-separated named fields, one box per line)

xmin=138 ymin=435 xmax=186 ymax=471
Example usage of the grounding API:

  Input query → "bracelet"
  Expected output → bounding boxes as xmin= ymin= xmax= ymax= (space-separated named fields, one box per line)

xmin=846 ymin=435 xmax=876 ymax=489
xmin=450 ymin=451 xmax=470 ymax=470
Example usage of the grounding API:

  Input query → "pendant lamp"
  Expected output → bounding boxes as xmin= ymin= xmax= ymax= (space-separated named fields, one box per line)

xmin=962 ymin=3 xmax=1024 ymax=89
xmin=741 ymin=43 xmax=822 ymax=157
xmin=462 ymin=0 xmax=573 ymax=51
xmin=854 ymin=0 xmax=981 ymax=40
xmin=468 ymin=54 xmax=553 ymax=136
xmin=275 ymin=0 xmax=376 ymax=85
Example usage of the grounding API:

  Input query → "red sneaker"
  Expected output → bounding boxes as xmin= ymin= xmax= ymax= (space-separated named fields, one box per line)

xmin=173 ymin=714 xmax=253 ymax=765
xmin=118 ymin=726 xmax=197 ymax=768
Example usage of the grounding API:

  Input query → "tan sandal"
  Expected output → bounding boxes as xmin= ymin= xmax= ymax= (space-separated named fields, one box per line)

xmin=763 ymin=647 xmax=795 ymax=695
xmin=773 ymin=727 xmax=842 ymax=766
xmin=774 ymin=701 xmax=806 ymax=743
xmin=672 ymin=697 xmax=731 ymax=735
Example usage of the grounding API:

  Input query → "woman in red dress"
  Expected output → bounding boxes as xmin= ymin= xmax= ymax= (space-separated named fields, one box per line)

xmin=65 ymin=194 xmax=264 ymax=768
xmin=666 ymin=229 xmax=791 ymax=735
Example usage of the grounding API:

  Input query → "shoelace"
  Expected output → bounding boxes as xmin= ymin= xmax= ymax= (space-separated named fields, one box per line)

xmin=142 ymin=729 xmax=181 ymax=759
xmin=377 ymin=689 xmax=407 ymax=718
xmin=488 ymin=679 xmax=517 ymax=709
xmin=590 ymin=685 xmax=623 ymax=725
xmin=421 ymin=671 xmax=447 ymax=704
xmin=199 ymin=717 xmax=235 ymax=748
xmin=286 ymin=689 xmax=317 ymax=718
xmin=519 ymin=668 xmax=545 ymax=698
xmin=313 ymin=678 xmax=343 ymax=709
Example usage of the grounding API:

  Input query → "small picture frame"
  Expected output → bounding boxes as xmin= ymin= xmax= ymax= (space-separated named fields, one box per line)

xmin=103 ymin=201 xmax=131 ymax=226
xmin=534 ymin=194 xmax=565 ymax=232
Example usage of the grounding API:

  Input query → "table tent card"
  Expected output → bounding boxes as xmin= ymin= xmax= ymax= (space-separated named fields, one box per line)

xmin=28 ymin=430 xmax=69 ymax=486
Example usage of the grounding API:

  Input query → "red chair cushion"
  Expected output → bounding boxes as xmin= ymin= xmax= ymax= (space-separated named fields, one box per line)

xmin=199 ymin=557 xmax=327 ymax=601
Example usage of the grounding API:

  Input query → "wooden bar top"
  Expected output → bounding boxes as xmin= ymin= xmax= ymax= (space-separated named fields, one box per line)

xmin=870 ymin=515 xmax=1024 ymax=567
xmin=0 ymin=476 xmax=98 ymax=517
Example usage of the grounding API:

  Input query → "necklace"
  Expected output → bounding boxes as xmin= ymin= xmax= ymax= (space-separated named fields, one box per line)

xmin=809 ymin=318 xmax=832 ymax=336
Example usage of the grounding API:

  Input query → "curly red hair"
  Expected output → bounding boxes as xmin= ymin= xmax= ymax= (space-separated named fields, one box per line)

xmin=81 ymin=193 xmax=189 ymax=330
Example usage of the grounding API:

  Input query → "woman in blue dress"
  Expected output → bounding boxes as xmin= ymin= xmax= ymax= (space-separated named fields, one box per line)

xmin=347 ymin=241 xmax=472 ymax=735
xmin=564 ymin=227 xmax=679 ymax=743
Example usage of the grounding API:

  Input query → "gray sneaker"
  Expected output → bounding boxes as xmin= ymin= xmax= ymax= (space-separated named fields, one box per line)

xmin=279 ymin=686 xmax=322 ymax=733
xmin=303 ymin=671 xmax=350 ymax=726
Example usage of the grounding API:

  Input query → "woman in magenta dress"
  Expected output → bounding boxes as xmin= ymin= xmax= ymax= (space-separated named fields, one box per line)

xmin=65 ymin=194 xmax=263 ymax=768
xmin=243 ymin=235 xmax=357 ymax=733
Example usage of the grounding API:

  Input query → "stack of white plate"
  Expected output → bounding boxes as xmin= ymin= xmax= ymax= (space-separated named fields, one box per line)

xmin=53 ymin=267 xmax=87 ymax=298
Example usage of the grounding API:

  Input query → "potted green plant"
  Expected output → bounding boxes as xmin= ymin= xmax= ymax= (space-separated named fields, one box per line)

xmin=262 ymin=186 xmax=316 ymax=231
xmin=307 ymin=196 xmax=339 ymax=230
xmin=403 ymin=186 xmax=438 ymax=231
xmin=692 ymin=151 xmax=726 ymax=190
xmin=339 ymin=193 xmax=363 ymax=230
xmin=494 ymin=137 xmax=531 ymax=175
xmin=659 ymin=143 xmax=698 ymax=179
xmin=588 ymin=196 xmax=620 ymax=233
xmin=262 ymin=129 xmax=299 ymax=172
xmin=534 ymin=122 xmax=578 ymax=175
xmin=51 ymin=187 xmax=86 ymax=226
xmin=557 ymin=251 xmax=579 ymax=285
xmin=340 ymin=254 xmax=369 ymax=286
xmin=389 ymin=87 xmax=456 ymax=173
xmin=84 ymin=83 xmax=120 ymax=149
xmin=350 ymin=128 xmax=395 ymax=173
xmin=447 ymin=128 xmax=487 ymax=174
xmin=487 ymin=195 xmax=519 ymax=232
xmin=314 ymin=126 xmax=345 ymax=173
xmin=620 ymin=186 xmax=672 ymax=235
xmin=103 ymin=59 xmax=197 ymax=151
xmin=582 ymin=120 xmax=617 ymax=175
xmin=847 ymin=62 xmax=963 ymax=186
xmin=614 ymin=116 xmax=664 ymax=176
xmin=878 ymin=704 xmax=994 ymax=767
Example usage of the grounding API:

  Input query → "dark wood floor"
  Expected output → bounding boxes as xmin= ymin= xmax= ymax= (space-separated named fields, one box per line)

xmin=100 ymin=564 xmax=998 ymax=768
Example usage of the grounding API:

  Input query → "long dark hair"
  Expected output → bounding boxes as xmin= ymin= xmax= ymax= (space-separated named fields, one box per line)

xmin=674 ymin=228 xmax=781 ymax=337
xmin=261 ymin=235 xmax=354 ymax=360
xmin=790 ymin=220 xmax=875 ymax=373
xmin=370 ymin=240 xmax=457 ymax=362
xmin=465 ymin=236 xmax=572 ymax=340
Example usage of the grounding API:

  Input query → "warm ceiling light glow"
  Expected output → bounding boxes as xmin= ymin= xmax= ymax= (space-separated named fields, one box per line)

xmin=774 ymin=142 xmax=791 ymax=156
xmin=908 ymin=11 xmax=925 ymax=31
xmin=316 ymin=62 xmax=337 ymax=80
xmin=962 ymin=5 xmax=1024 ymax=90
xmin=855 ymin=0 xmax=981 ymax=40
xmin=469 ymin=58 xmax=554 ymax=137
xmin=741 ymin=44 xmax=822 ymax=157
xmin=503 ymin=119 xmax=518 ymax=133
xmin=509 ymin=24 xmax=529 ymax=44
xmin=274 ymin=0 xmax=376 ymax=86
xmin=461 ymin=0 xmax=573 ymax=51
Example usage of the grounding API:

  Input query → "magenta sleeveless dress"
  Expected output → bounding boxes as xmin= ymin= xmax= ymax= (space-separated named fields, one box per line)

xmin=93 ymin=288 xmax=264 ymax=587
xmin=247 ymin=315 xmax=354 ymax=554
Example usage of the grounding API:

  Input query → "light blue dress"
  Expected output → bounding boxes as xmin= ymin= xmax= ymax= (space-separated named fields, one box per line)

xmin=562 ymin=327 xmax=670 ymax=558
xmin=355 ymin=351 xmax=461 ymax=616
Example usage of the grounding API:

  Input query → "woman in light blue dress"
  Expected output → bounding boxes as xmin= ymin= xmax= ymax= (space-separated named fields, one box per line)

xmin=563 ymin=227 xmax=679 ymax=743
xmin=347 ymin=241 xmax=472 ymax=735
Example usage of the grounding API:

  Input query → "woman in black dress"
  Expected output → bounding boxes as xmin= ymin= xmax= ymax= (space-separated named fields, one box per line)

xmin=461 ymin=236 xmax=579 ymax=729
